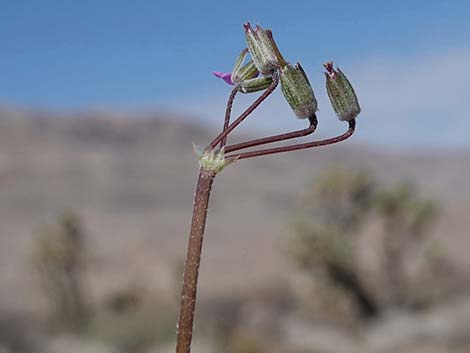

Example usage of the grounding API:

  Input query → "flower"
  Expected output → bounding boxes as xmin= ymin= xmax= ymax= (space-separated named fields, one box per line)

xmin=213 ymin=71 xmax=234 ymax=85
xmin=214 ymin=47 xmax=273 ymax=93
xmin=213 ymin=48 xmax=258 ymax=87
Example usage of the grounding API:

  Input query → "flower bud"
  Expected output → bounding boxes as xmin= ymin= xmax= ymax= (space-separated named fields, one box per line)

xmin=231 ymin=48 xmax=249 ymax=77
xmin=232 ymin=60 xmax=259 ymax=85
xmin=324 ymin=62 xmax=361 ymax=121
xmin=239 ymin=76 xmax=273 ymax=94
xmin=280 ymin=63 xmax=318 ymax=119
xmin=231 ymin=48 xmax=259 ymax=84
xmin=244 ymin=23 xmax=282 ymax=74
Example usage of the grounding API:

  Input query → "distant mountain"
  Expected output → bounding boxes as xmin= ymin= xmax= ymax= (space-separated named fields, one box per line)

xmin=0 ymin=108 xmax=469 ymax=313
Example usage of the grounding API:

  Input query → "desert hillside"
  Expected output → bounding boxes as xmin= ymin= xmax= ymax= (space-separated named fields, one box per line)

xmin=0 ymin=107 xmax=469 ymax=353
xmin=1 ymin=108 xmax=469 ymax=308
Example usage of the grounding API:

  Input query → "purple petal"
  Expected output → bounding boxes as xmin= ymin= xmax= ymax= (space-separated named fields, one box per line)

xmin=213 ymin=71 xmax=234 ymax=85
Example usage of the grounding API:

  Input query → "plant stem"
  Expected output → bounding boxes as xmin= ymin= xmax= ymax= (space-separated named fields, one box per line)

xmin=227 ymin=119 xmax=356 ymax=160
xmin=224 ymin=114 xmax=318 ymax=153
xmin=220 ymin=87 xmax=238 ymax=149
xmin=176 ymin=168 xmax=216 ymax=353
xmin=208 ymin=73 xmax=279 ymax=149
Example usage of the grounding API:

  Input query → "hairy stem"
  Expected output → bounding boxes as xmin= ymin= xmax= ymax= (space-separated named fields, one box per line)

xmin=176 ymin=168 xmax=216 ymax=353
xmin=220 ymin=87 xmax=239 ymax=149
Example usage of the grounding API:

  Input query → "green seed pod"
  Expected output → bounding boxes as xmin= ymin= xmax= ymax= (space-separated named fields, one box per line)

xmin=324 ymin=62 xmax=361 ymax=121
xmin=280 ymin=63 xmax=318 ymax=119
xmin=239 ymin=76 xmax=273 ymax=94
xmin=244 ymin=23 xmax=279 ymax=75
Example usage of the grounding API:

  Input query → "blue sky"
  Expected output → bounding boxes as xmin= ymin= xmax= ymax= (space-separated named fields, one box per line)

xmin=1 ymin=1 xmax=470 ymax=148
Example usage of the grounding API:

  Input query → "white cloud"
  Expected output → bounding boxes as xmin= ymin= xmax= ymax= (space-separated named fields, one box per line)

xmin=351 ymin=49 xmax=470 ymax=147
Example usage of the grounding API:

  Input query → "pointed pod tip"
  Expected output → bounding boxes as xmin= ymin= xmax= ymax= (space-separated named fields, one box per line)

xmin=323 ymin=61 xmax=337 ymax=79
xmin=323 ymin=61 xmax=334 ymax=70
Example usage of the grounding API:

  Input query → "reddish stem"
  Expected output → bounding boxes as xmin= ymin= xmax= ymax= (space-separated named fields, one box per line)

xmin=220 ymin=87 xmax=238 ymax=148
xmin=227 ymin=119 xmax=356 ymax=160
xmin=209 ymin=73 xmax=279 ymax=149
xmin=176 ymin=168 xmax=216 ymax=353
xmin=225 ymin=114 xmax=318 ymax=153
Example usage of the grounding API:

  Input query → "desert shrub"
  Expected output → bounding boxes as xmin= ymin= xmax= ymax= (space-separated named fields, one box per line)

xmin=33 ymin=212 xmax=90 ymax=332
xmin=375 ymin=182 xmax=438 ymax=306
xmin=289 ymin=168 xmax=448 ymax=322
xmin=289 ymin=169 xmax=379 ymax=320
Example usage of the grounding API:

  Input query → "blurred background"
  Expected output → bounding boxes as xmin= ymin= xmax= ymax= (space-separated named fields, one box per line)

xmin=1 ymin=1 xmax=470 ymax=353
